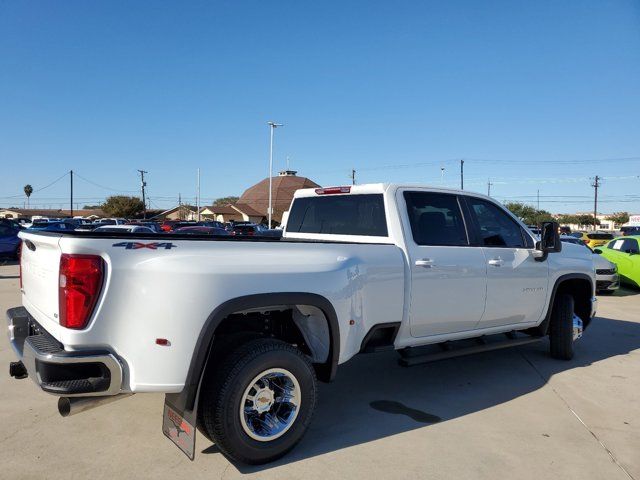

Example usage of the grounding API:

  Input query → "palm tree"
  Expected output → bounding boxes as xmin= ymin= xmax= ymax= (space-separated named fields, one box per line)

xmin=24 ymin=184 xmax=33 ymax=208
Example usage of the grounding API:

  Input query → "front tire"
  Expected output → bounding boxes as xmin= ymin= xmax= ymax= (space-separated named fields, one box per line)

xmin=549 ymin=293 xmax=575 ymax=360
xmin=199 ymin=338 xmax=317 ymax=465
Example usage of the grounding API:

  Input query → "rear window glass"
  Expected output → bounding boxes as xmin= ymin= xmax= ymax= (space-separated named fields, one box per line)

xmin=286 ymin=194 xmax=388 ymax=236
xmin=587 ymin=233 xmax=613 ymax=240
xmin=0 ymin=224 xmax=17 ymax=235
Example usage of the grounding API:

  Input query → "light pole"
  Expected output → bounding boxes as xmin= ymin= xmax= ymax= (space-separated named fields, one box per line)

xmin=267 ymin=121 xmax=283 ymax=228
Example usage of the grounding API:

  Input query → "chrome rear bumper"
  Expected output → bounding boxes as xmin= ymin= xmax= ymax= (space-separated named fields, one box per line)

xmin=6 ymin=306 xmax=123 ymax=397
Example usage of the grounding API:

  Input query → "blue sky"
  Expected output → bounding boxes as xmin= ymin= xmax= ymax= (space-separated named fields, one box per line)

xmin=1 ymin=0 xmax=639 ymax=213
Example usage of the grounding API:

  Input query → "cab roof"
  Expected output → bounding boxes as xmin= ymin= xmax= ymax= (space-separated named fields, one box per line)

xmin=293 ymin=183 xmax=488 ymax=199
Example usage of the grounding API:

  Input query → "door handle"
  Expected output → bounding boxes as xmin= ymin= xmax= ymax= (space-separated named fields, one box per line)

xmin=415 ymin=258 xmax=434 ymax=268
xmin=488 ymin=257 xmax=503 ymax=267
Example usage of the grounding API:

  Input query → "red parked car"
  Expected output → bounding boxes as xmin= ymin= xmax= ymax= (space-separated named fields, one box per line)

xmin=161 ymin=220 xmax=180 ymax=232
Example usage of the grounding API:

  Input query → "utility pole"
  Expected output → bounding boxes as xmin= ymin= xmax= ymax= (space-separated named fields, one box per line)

xmin=487 ymin=178 xmax=493 ymax=196
xmin=70 ymin=170 xmax=74 ymax=218
xmin=440 ymin=167 xmax=445 ymax=185
xmin=197 ymin=168 xmax=201 ymax=222
xmin=592 ymin=175 xmax=600 ymax=231
xmin=537 ymin=189 xmax=540 ymax=210
xmin=138 ymin=169 xmax=148 ymax=219
xmin=267 ymin=121 xmax=283 ymax=228
xmin=351 ymin=169 xmax=356 ymax=185
xmin=460 ymin=159 xmax=464 ymax=190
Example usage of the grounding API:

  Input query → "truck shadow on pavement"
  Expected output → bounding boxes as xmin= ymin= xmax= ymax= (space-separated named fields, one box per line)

xmin=203 ymin=316 xmax=640 ymax=472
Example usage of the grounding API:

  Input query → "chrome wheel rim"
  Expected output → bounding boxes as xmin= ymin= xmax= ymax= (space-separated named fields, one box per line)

xmin=239 ymin=368 xmax=301 ymax=442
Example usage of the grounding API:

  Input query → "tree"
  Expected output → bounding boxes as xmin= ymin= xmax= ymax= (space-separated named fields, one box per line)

xmin=606 ymin=212 xmax=629 ymax=227
xmin=504 ymin=202 xmax=553 ymax=225
xmin=504 ymin=202 xmax=538 ymax=225
xmin=576 ymin=214 xmax=599 ymax=228
xmin=101 ymin=196 xmax=145 ymax=218
xmin=212 ymin=196 xmax=239 ymax=206
xmin=23 ymin=184 xmax=33 ymax=208
xmin=556 ymin=214 xmax=579 ymax=226
xmin=83 ymin=204 xmax=101 ymax=209
xmin=532 ymin=209 xmax=554 ymax=225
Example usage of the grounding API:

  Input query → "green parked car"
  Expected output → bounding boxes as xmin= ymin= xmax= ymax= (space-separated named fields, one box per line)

xmin=595 ymin=236 xmax=640 ymax=288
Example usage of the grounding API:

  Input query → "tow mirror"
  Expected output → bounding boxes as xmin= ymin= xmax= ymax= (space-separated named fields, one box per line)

xmin=535 ymin=221 xmax=561 ymax=262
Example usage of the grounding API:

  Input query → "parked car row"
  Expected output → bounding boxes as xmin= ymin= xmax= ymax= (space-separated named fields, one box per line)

xmin=559 ymin=235 xmax=619 ymax=294
xmin=1 ymin=216 xmax=282 ymax=239
xmin=595 ymin=236 xmax=640 ymax=289
xmin=557 ymin=231 xmax=640 ymax=291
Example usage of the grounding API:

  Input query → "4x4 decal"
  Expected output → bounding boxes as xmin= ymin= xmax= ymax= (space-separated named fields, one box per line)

xmin=112 ymin=242 xmax=177 ymax=250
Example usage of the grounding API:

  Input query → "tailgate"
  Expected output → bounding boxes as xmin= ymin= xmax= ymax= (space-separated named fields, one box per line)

xmin=19 ymin=231 xmax=62 ymax=327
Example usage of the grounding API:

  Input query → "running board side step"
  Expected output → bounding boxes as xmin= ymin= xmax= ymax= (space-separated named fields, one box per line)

xmin=398 ymin=335 xmax=544 ymax=367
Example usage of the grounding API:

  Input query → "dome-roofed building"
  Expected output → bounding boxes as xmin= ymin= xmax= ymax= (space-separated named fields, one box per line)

xmin=236 ymin=170 xmax=320 ymax=225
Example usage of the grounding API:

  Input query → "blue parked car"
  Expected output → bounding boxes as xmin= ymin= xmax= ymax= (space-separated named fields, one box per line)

xmin=0 ymin=220 xmax=21 ymax=259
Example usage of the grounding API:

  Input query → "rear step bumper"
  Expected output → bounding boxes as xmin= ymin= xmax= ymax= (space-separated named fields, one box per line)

xmin=6 ymin=306 xmax=123 ymax=396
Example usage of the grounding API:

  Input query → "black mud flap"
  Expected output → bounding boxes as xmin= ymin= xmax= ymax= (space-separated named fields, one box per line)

xmin=162 ymin=393 xmax=198 ymax=460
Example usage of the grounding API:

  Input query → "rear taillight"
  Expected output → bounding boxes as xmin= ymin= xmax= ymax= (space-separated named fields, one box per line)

xmin=59 ymin=254 xmax=104 ymax=329
xmin=18 ymin=241 xmax=23 ymax=289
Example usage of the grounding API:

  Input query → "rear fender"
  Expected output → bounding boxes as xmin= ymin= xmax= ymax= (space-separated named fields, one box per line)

xmin=165 ymin=292 xmax=340 ymax=416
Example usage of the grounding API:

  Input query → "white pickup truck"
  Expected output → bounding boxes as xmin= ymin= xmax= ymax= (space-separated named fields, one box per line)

xmin=7 ymin=183 xmax=596 ymax=464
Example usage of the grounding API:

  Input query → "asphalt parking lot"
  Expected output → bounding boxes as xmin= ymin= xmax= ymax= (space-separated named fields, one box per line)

xmin=1 ymin=261 xmax=639 ymax=480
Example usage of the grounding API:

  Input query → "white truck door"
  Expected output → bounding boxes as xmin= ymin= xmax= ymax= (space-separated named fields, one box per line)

xmin=463 ymin=196 xmax=549 ymax=328
xmin=400 ymin=190 xmax=487 ymax=337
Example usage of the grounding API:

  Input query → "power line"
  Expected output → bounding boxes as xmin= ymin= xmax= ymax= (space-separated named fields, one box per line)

xmin=73 ymin=172 xmax=138 ymax=193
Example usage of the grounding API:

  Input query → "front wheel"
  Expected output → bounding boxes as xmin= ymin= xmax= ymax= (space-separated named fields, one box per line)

xmin=199 ymin=338 xmax=317 ymax=464
xmin=549 ymin=293 xmax=577 ymax=360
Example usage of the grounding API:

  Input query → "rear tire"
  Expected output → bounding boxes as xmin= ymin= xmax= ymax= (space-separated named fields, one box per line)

xmin=199 ymin=338 xmax=317 ymax=465
xmin=549 ymin=293 xmax=575 ymax=360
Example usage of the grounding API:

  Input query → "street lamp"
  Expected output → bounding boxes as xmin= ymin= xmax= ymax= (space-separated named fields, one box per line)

xmin=267 ymin=121 xmax=283 ymax=228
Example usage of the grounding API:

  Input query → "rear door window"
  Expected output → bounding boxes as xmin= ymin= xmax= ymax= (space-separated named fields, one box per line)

xmin=403 ymin=191 xmax=468 ymax=246
xmin=286 ymin=194 xmax=388 ymax=236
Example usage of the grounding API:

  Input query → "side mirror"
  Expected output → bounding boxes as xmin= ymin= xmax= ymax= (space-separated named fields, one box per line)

xmin=541 ymin=221 xmax=561 ymax=252
xmin=627 ymin=249 xmax=639 ymax=255
xmin=593 ymin=248 xmax=603 ymax=254
xmin=535 ymin=221 xmax=561 ymax=261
